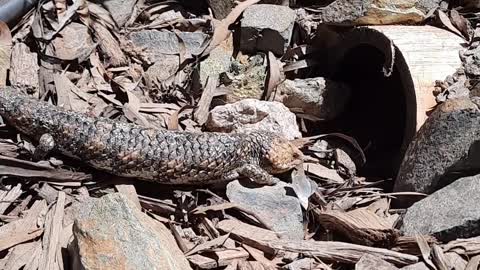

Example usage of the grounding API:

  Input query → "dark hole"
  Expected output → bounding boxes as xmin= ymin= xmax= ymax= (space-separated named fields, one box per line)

xmin=306 ymin=45 xmax=409 ymax=182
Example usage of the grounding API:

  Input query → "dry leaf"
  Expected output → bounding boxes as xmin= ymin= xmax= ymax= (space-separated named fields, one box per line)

xmin=437 ymin=10 xmax=464 ymax=39
xmin=303 ymin=163 xmax=344 ymax=184
xmin=291 ymin=166 xmax=317 ymax=210
xmin=194 ymin=76 xmax=217 ymax=125
xmin=0 ymin=21 xmax=12 ymax=86
xmin=124 ymin=90 xmax=151 ymax=127
xmin=415 ymin=234 xmax=436 ymax=270
xmin=200 ymin=0 xmax=260 ymax=57
xmin=450 ymin=9 xmax=471 ymax=41
xmin=265 ymin=52 xmax=282 ymax=101
xmin=185 ymin=233 xmax=230 ymax=256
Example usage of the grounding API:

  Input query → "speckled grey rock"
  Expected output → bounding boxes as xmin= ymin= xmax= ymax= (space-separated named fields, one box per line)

xmin=276 ymin=77 xmax=351 ymax=121
xmin=200 ymin=38 xmax=233 ymax=85
xmin=400 ymin=174 xmax=480 ymax=242
xmin=72 ymin=193 xmax=192 ymax=270
xmin=144 ymin=55 xmax=180 ymax=85
xmin=102 ymin=0 xmax=137 ymax=27
xmin=240 ymin=4 xmax=296 ymax=55
xmin=206 ymin=99 xmax=302 ymax=140
xmin=226 ymin=180 xmax=304 ymax=240
xmin=394 ymin=98 xmax=480 ymax=205
xmin=435 ymin=79 xmax=470 ymax=103
xmin=463 ymin=47 xmax=480 ymax=77
xmin=129 ymin=30 xmax=208 ymax=61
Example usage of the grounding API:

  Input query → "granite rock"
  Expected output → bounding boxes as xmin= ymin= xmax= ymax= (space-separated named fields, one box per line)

xmin=400 ymin=174 xmax=480 ymax=242
xmin=206 ymin=99 xmax=302 ymax=140
xmin=276 ymin=77 xmax=351 ymax=121
xmin=129 ymin=30 xmax=208 ymax=61
xmin=226 ymin=180 xmax=304 ymax=240
xmin=240 ymin=4 xmax=296 ymax=55
xmin=394 ymin=98 xmax=480 ymax=205
xmin=72 ymin=193 xmax=192 ymax=270
xmin=102 ymin=0 xmax=137 ymax=27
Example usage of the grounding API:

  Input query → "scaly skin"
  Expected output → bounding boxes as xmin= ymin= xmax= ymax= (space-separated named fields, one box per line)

xmin=0 ymin=86 xmax=303 ymax=185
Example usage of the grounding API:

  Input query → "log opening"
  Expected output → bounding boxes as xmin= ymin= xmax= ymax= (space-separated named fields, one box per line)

xmin=306 ymin=27 xmax=418 ymax=182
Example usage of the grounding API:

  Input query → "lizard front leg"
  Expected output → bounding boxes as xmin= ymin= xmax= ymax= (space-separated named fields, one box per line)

xmin=32 ymin=133 xmax=55 ymax=161
xmin=224 ymin=164 xmax=279 ymax=185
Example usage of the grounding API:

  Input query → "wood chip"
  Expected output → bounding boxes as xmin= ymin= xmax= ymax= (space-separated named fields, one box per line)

xmin=266 ymin=240 xmax=418 ymax=266
xmin=303 ymin=163 xmax=344 ymax=184
xmin=443 ymin=236 xmax=480 ymax=255
xmin=39 ymin=191 xmax=66 ymax=270
xmin=0 ymin=200 xmax=47 ymax=241
xmin=0 ymin=21 xmax=12 ymax=87
xmin=466 ymin=255 xmax=480 ymax=270
xmin=185 ymin=233 xmax=230 ymax=256
xmin=0 ymin=155 xmax=91 ymax=182
xmin=194 ymin=76 xmax=218 ymax=125
xmin=2 ymin=241 xmax=41 ymax=270
xmin=431 ymin=244 xmax=449 ymax=270
xmin=0 ymin=228 xmax=43 ymax=252
xmin=242 ymin=245 xmax=277 ymax=270
xmin=188 ymin=248 xmax=249 ymax=269
xmin=216 ymin=219 xmax=279 ymax=255
xmin=0 ymin=183 xmax=22 ymax=214
xmin=314 ymin=208 xmax=398 ymax=246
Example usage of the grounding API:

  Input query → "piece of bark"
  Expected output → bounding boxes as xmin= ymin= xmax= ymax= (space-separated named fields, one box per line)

xmin=0 ymin=155 xmax=91 ymax=182
xmin=392 ymin=235 xmax=439 ymax=256
xmin=199 ymin=217 xmax=220 ymax=238
xmin=0 ymin=200 xmax=47 ymax=250
xmin=0 ymin=21 xmax=11 ymax=87
xmin=243 ymin=245 xmax=278 ymax=270
xmin=356 ymin=254 xmax=399 ymax=270
xmin=315 ymin=208 xmax=399 ymax=247
xmin=0 ymin=228 xmax=43 ymax=252
xmin=216 ymin=219 xmax=279 ymax=255
xmin=315 ymin=0 xmax=438 ymax=25
xmin=265 ymin=240 xmax=418 ymax=266
xmin=2 ymin=241 xmax=41 ymax=270
xmin=466 ymin=255 xmax=480 ymax=270
xmin=225 ymin=260 xmax=239 ymax=270
xmin=0 ymin=183 xmax=22 ymax=214
xmin=6 ymin=194 xmax=31 ymax=217
xmin=39 ymin=191 xmax=66 ymax=270
xmin=91 ymin=20 xmax=127 ymax=67
xmin=9 ymin=42 xmax=39 ymax=91
xmin=36 ymin=183 xmax=60 ymax=204
xmin=431 ymin=244 xmax=449 ymax=270
xmin=188 ymin=248 xmax=250 ymax=269
xmin=443 ymin=235 xmax=480 ymax=256
xmin=24 ymin=241 xmax=42 ymax=270
xmin=194 ymin=76 xmax=218 ymax=125
xmin=185 ymin=234 xmax=230 ymax=256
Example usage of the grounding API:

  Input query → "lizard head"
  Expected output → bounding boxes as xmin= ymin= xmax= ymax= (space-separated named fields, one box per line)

xmin=262 ymin=135 xmax=304 ymax=174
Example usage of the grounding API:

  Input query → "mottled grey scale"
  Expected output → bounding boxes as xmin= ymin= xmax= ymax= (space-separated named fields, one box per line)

xmin=0 ymin=86 xmax=294 ymax=185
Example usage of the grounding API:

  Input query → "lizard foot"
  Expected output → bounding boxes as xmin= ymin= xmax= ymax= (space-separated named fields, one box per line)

xmin=33 ymin=133 xmax=55 ymax=161
xmin=237 ymin=164 xmax=280 ymax=185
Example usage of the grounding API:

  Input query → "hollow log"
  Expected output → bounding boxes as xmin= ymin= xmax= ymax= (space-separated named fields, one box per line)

xmin=326 ymin=25 xmax=464 ymax=171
